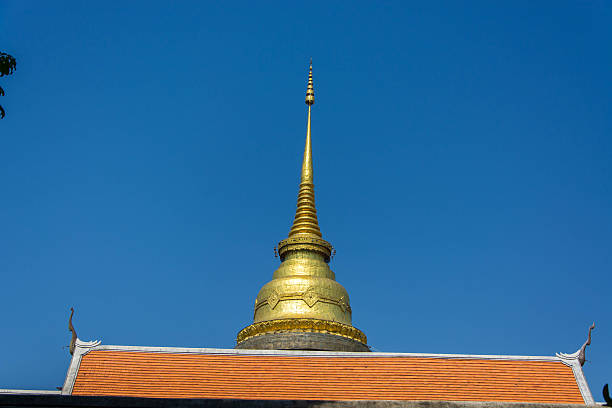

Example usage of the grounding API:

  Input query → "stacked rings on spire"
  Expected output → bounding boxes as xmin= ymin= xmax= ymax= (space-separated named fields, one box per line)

xmin=288 ymin=182 xmax=322 ymax=237
xmin=305 ymin=61 xmax=315 ymax=105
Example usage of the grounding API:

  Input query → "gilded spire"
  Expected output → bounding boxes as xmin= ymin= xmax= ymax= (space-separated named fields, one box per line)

xmin=236 ymin=61 xmax=368 ymax=352
xmin=305 ymin=59 xmax=314 ymax=106
xmin=288 ymin=60 xmax=322 ymax=238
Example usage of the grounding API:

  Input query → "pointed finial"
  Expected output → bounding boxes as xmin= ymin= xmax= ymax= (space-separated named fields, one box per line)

xmin=68 ymin=307 xmax=77 ymax=355
xmin=305 ymin=59 xmax=314 ymax=106
xmin=288 ymin=60 xmax=321 ymax=237
xmin=578 ymin=322 xmax=595 ymax=366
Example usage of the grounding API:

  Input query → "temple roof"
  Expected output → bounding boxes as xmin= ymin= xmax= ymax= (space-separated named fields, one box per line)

xmin=61 ymin=339 xmax=594 ymax=404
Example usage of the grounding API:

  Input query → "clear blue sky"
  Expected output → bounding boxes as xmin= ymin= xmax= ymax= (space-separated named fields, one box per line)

xmin=1 ymin=1 xmax=610 ymax=399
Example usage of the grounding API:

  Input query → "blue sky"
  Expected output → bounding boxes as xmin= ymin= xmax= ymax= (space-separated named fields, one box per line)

xmin=0 ymin=1 xmax=610 ymax=399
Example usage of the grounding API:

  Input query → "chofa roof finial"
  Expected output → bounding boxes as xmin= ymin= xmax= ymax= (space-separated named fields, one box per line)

xmin=578 ymin=322 xmax=595 ymax=366
xmin=68 ymin=307 xmax=77 ymax=355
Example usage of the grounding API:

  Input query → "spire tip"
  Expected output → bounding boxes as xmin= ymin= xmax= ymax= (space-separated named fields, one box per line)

xmin=305 ymin=60 xmax=314 ymax=106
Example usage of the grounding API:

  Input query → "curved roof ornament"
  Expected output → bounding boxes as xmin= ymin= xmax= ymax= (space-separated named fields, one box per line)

xmin=68 ymin=307 xmax=77 ymax=355
xmin=67 ymin=307 xmax=101 ymax=355
xmin=556 ymin=322 xmax=595 ymax=367
xmin=577 ymin=322 xmax=595 ymax=366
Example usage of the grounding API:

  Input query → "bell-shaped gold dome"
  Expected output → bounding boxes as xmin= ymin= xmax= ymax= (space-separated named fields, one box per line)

xmin=236 ymin=62 xmax=368 ymax=350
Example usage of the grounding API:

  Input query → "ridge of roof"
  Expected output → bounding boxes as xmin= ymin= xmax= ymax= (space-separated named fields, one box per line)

xmin=63 ymin=340 xmax=570 ymax=360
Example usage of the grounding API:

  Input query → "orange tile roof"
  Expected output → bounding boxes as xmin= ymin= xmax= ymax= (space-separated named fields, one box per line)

xmin=68 ymin=348 xmax=586 ymax=403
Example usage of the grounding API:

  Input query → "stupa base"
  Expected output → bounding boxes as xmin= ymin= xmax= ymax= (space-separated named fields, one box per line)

xmin=235 ymin=331 xmax=370 ymax=352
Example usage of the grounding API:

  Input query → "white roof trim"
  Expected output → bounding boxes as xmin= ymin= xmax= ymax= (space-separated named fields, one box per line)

xmin=81 ymin=343 xmax=564 ymax=361
xmin=556 ymin=350 xmax=595 ymax=404
xmin=0 ymin=389 xmax=61 ymax=395
xmin=61 ymin=338 xmax=101 ymax=396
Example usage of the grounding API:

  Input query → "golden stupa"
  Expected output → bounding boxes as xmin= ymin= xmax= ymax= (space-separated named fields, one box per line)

xmin=236 ymin=61 xmax=368 ymax=352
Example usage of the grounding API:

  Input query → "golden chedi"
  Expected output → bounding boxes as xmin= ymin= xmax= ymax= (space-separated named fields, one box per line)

xmin=236 ymin=61 xmax=368 ymax=352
